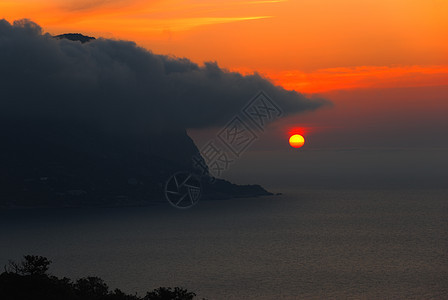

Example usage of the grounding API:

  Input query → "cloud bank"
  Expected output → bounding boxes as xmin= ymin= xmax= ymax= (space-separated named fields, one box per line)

xmin=0 ymin=19 xmax=328 ymax=136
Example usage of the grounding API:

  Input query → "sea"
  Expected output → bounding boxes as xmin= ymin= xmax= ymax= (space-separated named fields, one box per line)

xmin=1 ymin=188 xmax=447 ymax=299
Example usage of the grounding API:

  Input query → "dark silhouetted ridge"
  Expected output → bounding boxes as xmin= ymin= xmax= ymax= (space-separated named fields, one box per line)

xmin=0 ymin=120 xmax=271 ymax=208
xmin=54 ymin=33 xmax=95 ymax=43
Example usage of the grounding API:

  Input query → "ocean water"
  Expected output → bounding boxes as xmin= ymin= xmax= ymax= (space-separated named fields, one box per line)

xmin=1 ymin=189 xmax=447 ymax=299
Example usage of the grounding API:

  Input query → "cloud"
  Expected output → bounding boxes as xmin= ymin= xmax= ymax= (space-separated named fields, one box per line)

xmin=60 ymin=0 xmax=130 ymax=11
xmin=0 ymin=19 xmax=329 ymax=137
xmin=263 ymin=65 xmax=448 ymax=93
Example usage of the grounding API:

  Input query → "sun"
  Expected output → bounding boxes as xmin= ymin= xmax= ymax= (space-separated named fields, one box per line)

xmin=289 ymin=134 xmax=305 ymax=148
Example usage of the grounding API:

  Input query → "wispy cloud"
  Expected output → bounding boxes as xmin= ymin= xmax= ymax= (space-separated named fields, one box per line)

xmin=60 ymin=0 xmax=130 ymax=11
xmin=78 ymin=16 xmax=272 ymax=32
xmin=233 ymin=65 xmax=448 ymax=93
xmin=1 ymin=0 xmax=281 ymax=36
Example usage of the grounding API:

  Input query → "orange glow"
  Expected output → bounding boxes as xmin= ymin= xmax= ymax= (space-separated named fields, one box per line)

xmin=231 ymin=65 xmax=448 ymax=94
xmin=1 ymin=0 xmax=447 ymax=94
xmin=289 ymin=134 xmax=305 ymax=148
xmin=287 ymin=127 xmax=309 ymax=137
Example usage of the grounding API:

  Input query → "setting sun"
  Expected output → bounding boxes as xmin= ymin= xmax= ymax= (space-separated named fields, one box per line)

xmin=289 ymin=134 xmax=305 ymax=148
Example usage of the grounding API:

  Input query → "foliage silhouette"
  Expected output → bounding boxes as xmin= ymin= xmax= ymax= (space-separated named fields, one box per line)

xmin=74 ymin=276 xmax=109 ymax=298
xmin=1 ymin=255 xmax=206 ymax=300
xmin=6 ymin=255 xmax=52 ymax=275
xmin=144 ymin=287 xmax=196 ymax=300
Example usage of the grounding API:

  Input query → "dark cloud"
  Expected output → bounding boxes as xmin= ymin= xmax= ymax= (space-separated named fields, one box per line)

xmin=0 ymin=19 xmax=329 ymax=136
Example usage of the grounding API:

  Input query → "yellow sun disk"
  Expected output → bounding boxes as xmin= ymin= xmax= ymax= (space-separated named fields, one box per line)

xmin=289 ymin=134 xmax=305 ymax=148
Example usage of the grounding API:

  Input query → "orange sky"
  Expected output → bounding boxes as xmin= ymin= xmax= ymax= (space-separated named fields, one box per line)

xmin=1 ymin=0 xmax=447 ymax=125
xmin=2 ymin=0 xmax=448 ymax=88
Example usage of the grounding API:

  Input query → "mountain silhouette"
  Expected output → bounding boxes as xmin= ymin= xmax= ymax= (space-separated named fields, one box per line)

xmin=54 ymin=33 xmax=95 ymax=43
xmin=0 ymin=33 xmax=271 ymax=208
xmin=0 ymin=119 xmax=271 ymax=207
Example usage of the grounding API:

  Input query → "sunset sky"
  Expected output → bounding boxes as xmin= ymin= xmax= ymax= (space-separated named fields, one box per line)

xmin=2 ymin=0 xmax=447 ymax=91
xmin=2 ymin=0 xmax=447 ymax=187
xmin=1 ymin=5 xmax=448 ymax=297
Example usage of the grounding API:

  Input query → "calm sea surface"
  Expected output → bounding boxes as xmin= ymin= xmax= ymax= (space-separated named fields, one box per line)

xmin=1 ymin=189 xmax=447 ymax=299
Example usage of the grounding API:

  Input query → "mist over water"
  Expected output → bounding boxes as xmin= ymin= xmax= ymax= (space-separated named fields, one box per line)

xmin=1 ymin=189 xmax=447 ymax=299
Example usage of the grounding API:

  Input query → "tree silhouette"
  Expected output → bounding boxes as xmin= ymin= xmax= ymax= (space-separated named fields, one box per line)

xmin=144 ymin=287 xmax=196 ymax=300
xmin=1 ymin=255 xmax=206 ymax=300
xmin=74 ymin=276 xmax=109 ymax=298
xmin=6 ymin=255 xmax=51 ymax=276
